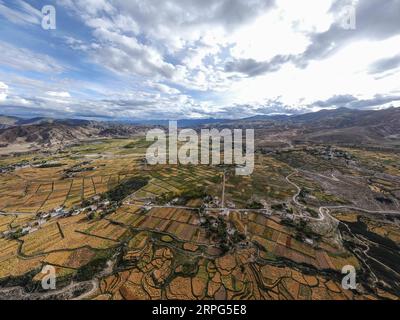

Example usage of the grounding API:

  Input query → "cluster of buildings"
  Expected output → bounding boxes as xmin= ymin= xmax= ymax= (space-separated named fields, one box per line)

xmin=307 ymin=146 xmax=354 ymax=161
xmin=0 ymin=216 xmax=43 ymax=239
xmin=81 ymin=194 xmax=124 ymax=220
xmin=0 ymin=194 xmax=118 ymax=240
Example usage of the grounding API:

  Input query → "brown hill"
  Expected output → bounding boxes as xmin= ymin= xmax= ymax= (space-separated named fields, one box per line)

xmin=0 ymin=120 xmax=146 ymax=153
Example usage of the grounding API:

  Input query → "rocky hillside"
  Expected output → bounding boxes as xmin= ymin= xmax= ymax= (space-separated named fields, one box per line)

xmin=223 ymin=107 xmax=400 ymax=147
xmin=0 ymin=119 xmax=146 ymax=152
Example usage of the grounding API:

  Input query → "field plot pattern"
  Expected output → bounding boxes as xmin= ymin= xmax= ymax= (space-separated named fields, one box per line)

xmin=0 ymin=138 xmax=399 ymax=300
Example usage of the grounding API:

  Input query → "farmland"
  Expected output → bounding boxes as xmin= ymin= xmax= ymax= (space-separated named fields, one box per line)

xmin=2 ymin=0 xmax=400 ymax=304
xmin=0 ymin=138 xmax=399 ymax=300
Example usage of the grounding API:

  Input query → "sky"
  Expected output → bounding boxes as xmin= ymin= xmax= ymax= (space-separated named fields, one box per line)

xmin=0 ymin=0 xmax=399 ymax=120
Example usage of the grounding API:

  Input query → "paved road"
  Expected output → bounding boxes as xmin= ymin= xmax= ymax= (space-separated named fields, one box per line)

xmin=285 ymin=169 xmax=400 ymax=223
xmin=285 ymin=169 xmax=304 ymax=208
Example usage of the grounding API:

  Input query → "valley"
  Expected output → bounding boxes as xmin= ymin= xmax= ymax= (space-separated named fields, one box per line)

xmin=1 ymin=108 xmax=400 ymax=300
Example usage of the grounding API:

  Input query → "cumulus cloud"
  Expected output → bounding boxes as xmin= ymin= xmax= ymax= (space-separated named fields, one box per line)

xmin=98 ymin=0 xmax=276 ymax=45
xmin=58 ymin=0 xmax=275 ymax=80
xmin=234 ymin=0 xmax=400 ymax=76
xmin=1 ymin=0 xmax=400 ymax=119
xmin=149 ymin=83 xmax=181 ymax=95
xmin=298 ymin=0 xmax=400 ymax=64
xmin=88 ymin=27 xmax=175 ymax=78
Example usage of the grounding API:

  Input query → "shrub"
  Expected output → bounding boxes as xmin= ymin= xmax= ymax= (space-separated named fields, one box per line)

xmin=105 ymin=177 xmax=149 ymax=202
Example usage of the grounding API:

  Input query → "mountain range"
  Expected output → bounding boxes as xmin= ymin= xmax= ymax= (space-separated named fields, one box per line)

xmin=0 ymin=107 xmax=399 ymax=152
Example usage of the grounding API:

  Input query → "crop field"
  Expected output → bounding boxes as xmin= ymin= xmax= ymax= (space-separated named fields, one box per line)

xmin=67 ymin=139 xmax=143 ymax=155
xmin=0 ymin=238 xmax=43 ymax=279
xmin=133 ymin=165 xmax=222 ymax=200
xmin=346 ymin=148 xmax=400 ymax=176
xmin=0 ymin=215 xmax=14 ymax=233
xmin=0 ymin=155 xmax=147 ymax=214
xmin=273 ymin=149 xmax=353 ymax=174
xmin=82 ymin=219 xmax=129 ymax=242
xmin=230 ymin=212 xmax=359 ymax=271
xmin=0 ymin=174 xmax=119 ymax=213
xmin=106 ymin=206 xmax=143 ymax=225
xmin=108 ymin=206 xmax=207 ymax=244
xmin=224 ymin=156 xmax=296 ymax=207
xmin=43 ymin=247 xmax=97 ymax=270
xmin=18 ymin=215 xmax=120 ymax=257
xmin=91 ymin=240 xmax=365 ymax=300
xmin=0 ymin=215 xmax=122 ymax=280
xmin=1 ymin=138 xmax=399 ymax=301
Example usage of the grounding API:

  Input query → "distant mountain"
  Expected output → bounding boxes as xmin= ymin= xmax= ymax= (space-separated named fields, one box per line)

xmin=288 ymin=107 xmax=357 ymax=124
xmin=237 ymin=107 xmax=399 ymax=125
xmin=1 ymin=107 xmax=399 ymax=151
xmin=0 ymin=122 xmax=95 ymax=146
xmin=121 ymin=118 xmax=231 ymax=127
xmin=0 ymin=115 xmax=94 ymax=128
xmin=233 ymin=106 xmax=399 ymax=128
xmin=205 ymin=107 xmax=400 ymax=147
xmin=15 ymin=117 xmax=55 ymax=126
xmin=288 ymin=107 xmax=400 ymax=130
xmin=269 ymin=107 xmax=400 ymax=146
xmin=243 ymin=114 xmax=292 ymax=121
xmin=293 ymin=107 xmax=400 ymax=146
xmin=0 ymin=115 xmax=233 ymax=128
xmin=0 ymin=115 xmax=21 ymax=129
xmin=0 ymin=120 xmax=146 ymax=151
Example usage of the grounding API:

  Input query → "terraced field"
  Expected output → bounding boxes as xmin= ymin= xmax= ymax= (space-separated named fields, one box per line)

xmin=90 ymin=236 xmax=372 ymax=300
xmin=1 ymin=139 xmax=399 ymax=301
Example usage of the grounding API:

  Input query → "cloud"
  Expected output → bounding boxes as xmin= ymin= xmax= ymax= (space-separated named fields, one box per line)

xmin=297 ymin=0 xmax=400 ymax=66
xmin=90 ymin=28 xmax=176 ymax=78
xmin=235 ymin=0 xmax=400 ymax=75
xmin=224 ymin=56 xmax=292 ymax=76
xmin=213 ymin=94 xmax=400 ymax=119
xmin=312 ymin=94 xmax=400 ymax=109
xmin=1 ymin=0 xmax=400 ymax=119
xmin=101 ymin=98 xmax=155 ymax=108
xmin=311 ymin=94 xmax=357 ymax=108
xmin=0 ymin=41 xmax=65 ymax=73
xmin=369 ymin=54 xmax=400 ymax=74
xmin=149 ymin=83 xmax=181 ymax=95
xmin=0 ymin=81 xmax=8 ymax=101
xmin=0 ymin=0 xmax=41 ymax=26
xmin=46 ymin=91 xmax=71 ymax=98
xmin=59 ymin=0 xmax=276 ymax=80
xmin=103 ymin=0 xmax=276 ymax=41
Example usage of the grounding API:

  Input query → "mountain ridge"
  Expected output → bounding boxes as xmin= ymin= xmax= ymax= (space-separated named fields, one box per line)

xmin=1 ymin=107 xmax=399 ymax=153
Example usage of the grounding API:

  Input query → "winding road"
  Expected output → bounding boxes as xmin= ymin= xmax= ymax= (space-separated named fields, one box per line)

xmin=285 ymin=167 xmax=400 ymax=288
xmin=285 ymin=169 xmax=400 ymax=222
